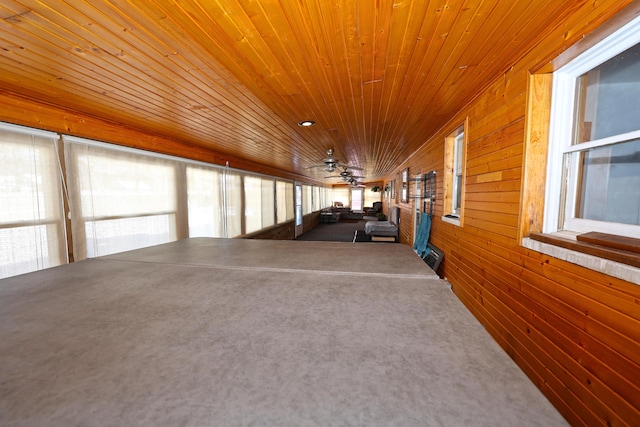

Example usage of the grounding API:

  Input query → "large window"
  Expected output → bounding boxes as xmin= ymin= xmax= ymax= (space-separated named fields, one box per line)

xmin=64 ymin=138 xmax=179 ymax=259
xmin=364 ymin=185 xmax=382 ymax=207
xmin=276 ymin=180 xmax=294 ymax=223
xmin=0 ymin=124 xmax=66 ymax=279
xmin=244 ymin=176 xmax=275 ymax=234
xmin=187 ymin=166 xmax=224 ymax=238
xmin=302 ymin=185 xmax=313 ymax=215
xmin=333 ymin=187 xmax=350 ymax=207
xmin=443 ymin=124 xmax=466 ymax=224
xmin=546 ymin=17 xmax=640 ymax=238
xmin=222 ymin=171 xmax=242 ymax=238
xmin=351 ymin=188 xmax=363 ymax=211
xmin=313 ymin=186 xmax=321 ymax=212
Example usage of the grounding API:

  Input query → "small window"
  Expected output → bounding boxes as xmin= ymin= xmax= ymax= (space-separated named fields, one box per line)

xmin=443 ymin=123 xmax=466 ymax=224
xmin=546 ymin=17 xmax=640 ymax=238
xmin=452 ymin=133 xmax=464 ymax=215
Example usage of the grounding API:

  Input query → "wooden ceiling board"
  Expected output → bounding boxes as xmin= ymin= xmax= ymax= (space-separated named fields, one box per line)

xmin=0 ymin=0 xmax=625 ymax=181
xmin=308 ymin=0 xmax=358 ymax=158
xmin=376 ymin=1 xmax=462 ymax=171
xmin=407 ymin=1 xmax=512 ymax=120
xmin=143 ymin=0 xmax=340 ymax=166
xmin=406 ymin=0 xmax=537 ymax=143
xmin=1 ymin=2 xmax=284 ymax=159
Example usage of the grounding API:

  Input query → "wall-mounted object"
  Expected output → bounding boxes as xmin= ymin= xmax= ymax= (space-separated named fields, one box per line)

xmin=401 ymin=168 xmax=409 ymax=203
xmin=409 ymin=171 xmax=436 ymax=215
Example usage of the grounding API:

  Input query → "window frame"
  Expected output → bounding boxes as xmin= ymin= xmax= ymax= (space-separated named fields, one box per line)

xmin=452 ymin=132 xmax=464 ymax=216
xmin=545 ymin=15 xmax=640 ymax=239
xmin=443 ymin=122 xmax=467 ymax=225
xmin=64 ymin=137 xmax=182 ymax=258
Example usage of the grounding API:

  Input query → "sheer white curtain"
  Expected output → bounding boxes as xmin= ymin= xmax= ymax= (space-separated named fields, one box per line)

xmin=286 ymin=182 xmax=295 ymax=220
xmin=187 ymin=166 xmax=224 ymax=237
xmin=224 ymin=171 xmax=242 ymax=237
xmin=261 ymin=178 xmax=275 ymax=228
xmin=313 ymin=186 xmax=320 ymax=212
xmin=244 ymin=176 xmax=262 ymax=234
xmin=0 ymin=123 xmax=66 ymax=279
xmin=64 ymin=137 xmax=178 ymax=259
xmin=245 ymin=176 xmax=276 ymax=234
xmin=364 ymin=187 xmax=382 ymax=207
xmin=321 ymin=187 xmax=330 ymax=209
xmin=333 ymin=187 xmax=350 ymax=207
xmin=276 ymin=180 xmax=294 ymax=223
xmin=302 ymin=185 xmax=313 ymax=214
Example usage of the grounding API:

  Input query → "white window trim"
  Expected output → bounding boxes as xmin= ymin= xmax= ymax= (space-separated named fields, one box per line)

xmin=442 ymin=215 xmax=461 ymax=226
xmin=452 ymin=132 xmax=464 ymax=216
xmin=0 ymin=121 xmax=59 ymax=139
xmin=544 ymin=14 xmax=640 ymax=238
xmin=442 ymin=124 xmax=465 ymax=226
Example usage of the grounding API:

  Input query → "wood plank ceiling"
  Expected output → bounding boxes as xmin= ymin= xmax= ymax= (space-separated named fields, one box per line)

xmin=0 ymin=0 xmax=577 ymax=181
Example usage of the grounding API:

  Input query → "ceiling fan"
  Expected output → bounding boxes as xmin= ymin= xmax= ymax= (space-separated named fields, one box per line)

xmin=324 ymin=166 xmax=365 ymax=181
xmin=307 ymin=149 xmax=363 ymax=172
xmin=348 ymin=178 xmax=365 ymax=188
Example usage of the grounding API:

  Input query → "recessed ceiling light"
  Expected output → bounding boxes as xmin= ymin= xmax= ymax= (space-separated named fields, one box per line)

xmin=298 ymin=120 xmax=315 ymax=127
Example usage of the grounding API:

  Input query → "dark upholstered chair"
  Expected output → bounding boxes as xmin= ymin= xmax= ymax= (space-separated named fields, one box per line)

xmin=365 ymin=201 xmax=382 ymax=215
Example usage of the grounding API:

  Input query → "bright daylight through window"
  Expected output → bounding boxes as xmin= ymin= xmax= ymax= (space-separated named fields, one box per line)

xmin=443 ymin=124 xmax=465 ymax=225
xmin=546 ymin=17 xmax=640 ymax=238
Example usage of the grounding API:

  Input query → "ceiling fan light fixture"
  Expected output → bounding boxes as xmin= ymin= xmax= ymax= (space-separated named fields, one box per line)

xmin=298 ymin=120 xmax=315 ymax=127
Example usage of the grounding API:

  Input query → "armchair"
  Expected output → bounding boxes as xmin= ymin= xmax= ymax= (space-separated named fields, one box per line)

xmin=365 ymin=201 xmax=382 ymax=215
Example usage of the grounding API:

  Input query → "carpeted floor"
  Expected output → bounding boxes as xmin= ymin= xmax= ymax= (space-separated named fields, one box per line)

xmin=353 ymin=229 xmax=371 ymax=242
xmin=296 ymin=219 xmax=368 ymax=242
xmin=296 ymin=216 xmax=389 ymax=242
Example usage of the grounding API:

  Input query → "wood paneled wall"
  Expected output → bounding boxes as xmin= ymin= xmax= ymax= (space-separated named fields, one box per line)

xmin=389 ymin=2 xmax=640 ymax=425
xmin=245 ymin=220 xmax=296 ymax=240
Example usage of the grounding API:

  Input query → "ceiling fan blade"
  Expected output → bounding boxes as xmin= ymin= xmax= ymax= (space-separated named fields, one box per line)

xmin=337 ymin=164 xmax=363 ymax=171
xmin=307 ymin=163 xmax=337 ymax=169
